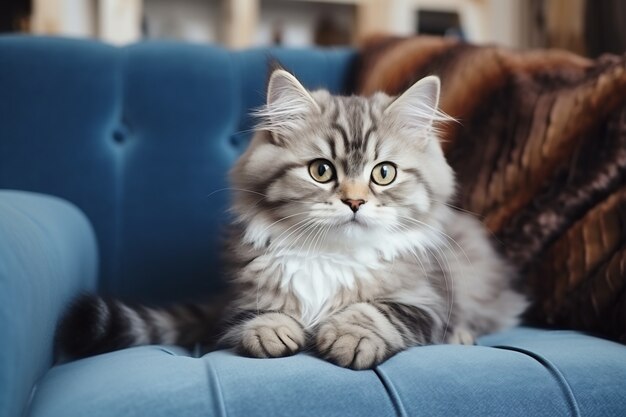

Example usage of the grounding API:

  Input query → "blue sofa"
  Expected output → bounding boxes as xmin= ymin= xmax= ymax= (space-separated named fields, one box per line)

xmin=1 ymin=36 xmax=625 ymax=417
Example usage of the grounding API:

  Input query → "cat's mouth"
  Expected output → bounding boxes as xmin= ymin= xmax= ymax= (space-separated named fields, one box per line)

xmin=346 ymin=214 xmax=366 ymax=227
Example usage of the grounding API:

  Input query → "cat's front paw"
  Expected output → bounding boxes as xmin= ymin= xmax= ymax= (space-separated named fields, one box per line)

xmin=316 ymin=303 xmax=401 ymax=370
xmin=239 ymin=312 xmax=305 ymax=358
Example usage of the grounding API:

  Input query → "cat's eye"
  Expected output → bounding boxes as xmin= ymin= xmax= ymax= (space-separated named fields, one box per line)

xmin=309 ymin=159 xmax=335 ymax=183
xmin=371 ymin=162 xmax=397 ymax=186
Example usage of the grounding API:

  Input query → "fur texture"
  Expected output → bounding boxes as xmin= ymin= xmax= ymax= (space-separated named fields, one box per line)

xmin=56 ymin=69 xmax=528 ymax=369
xmin=356 ymin=36 xmax=626 ymax=344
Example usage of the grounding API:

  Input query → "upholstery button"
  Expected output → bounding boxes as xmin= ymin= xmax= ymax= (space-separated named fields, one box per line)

xmin=113 ymin=118 xmax=132 ymax=144
xmin=112 ymin=130 xmax=126 ymax=143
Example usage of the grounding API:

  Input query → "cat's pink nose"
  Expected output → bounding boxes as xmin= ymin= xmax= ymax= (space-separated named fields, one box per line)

xmin=342 ymin=199 xmax=366 ymax=213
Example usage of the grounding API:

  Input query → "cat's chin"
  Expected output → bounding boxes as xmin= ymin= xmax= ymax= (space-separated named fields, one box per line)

xmin=335 ymin=217 xmax=374 ymax=236
xmin=345 ymin=216 xmax=367 ymax=226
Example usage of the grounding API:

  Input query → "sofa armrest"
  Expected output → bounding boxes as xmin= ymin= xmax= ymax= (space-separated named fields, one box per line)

xmin=0 ymin=191 xmax=98 ymax=417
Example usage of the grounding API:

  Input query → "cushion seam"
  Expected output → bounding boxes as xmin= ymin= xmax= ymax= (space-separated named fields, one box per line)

xmin=110 ymin=45 xmax=129 ymax=296
xmin=491 ymin=345 xmax=581 ymax=417
xmin=202 ymin=355 xmax=228 ymax=417
xmin=373 ymin=366 xmax=407 ymax=417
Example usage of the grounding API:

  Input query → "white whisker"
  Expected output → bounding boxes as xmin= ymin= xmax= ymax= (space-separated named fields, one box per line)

xmin=207 ymin=187 xmax=321 ymax=205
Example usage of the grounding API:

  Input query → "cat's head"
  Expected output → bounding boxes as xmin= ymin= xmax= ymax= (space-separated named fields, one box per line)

xmin=230 ymin=68 xmax=455 ymax=248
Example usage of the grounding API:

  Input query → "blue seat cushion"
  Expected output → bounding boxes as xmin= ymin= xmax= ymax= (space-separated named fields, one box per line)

xmin=27 ymin=328 xmax=626 ymax=417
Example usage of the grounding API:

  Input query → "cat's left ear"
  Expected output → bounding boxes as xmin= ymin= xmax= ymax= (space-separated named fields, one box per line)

xmin=258 ymin=68 xmax=320 ymax=137
xmin=384 ymin=76 xmax=444 ymax=131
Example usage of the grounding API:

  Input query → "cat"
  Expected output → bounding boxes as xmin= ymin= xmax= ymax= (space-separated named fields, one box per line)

xmin=56 ymin=69 xmax=528 ymax=370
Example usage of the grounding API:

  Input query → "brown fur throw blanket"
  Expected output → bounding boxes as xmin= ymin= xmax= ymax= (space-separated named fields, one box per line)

xmin=354 ymin=36 xmax=626 ymax=343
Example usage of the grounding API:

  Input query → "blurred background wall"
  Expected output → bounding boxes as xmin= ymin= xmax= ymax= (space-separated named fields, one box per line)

xmin=1 ymin=0 xmax=624 ymax=56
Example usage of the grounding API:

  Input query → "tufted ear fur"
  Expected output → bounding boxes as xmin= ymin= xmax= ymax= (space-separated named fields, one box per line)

xmin=255 ymin=69 xmax=320 ymax=138
xmin=384 ymin=76 xmax=451 ymax=133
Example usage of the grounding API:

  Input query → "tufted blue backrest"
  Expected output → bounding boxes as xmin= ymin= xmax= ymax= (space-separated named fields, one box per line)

xmin=0 ymin=36 xmax=355 ymax=303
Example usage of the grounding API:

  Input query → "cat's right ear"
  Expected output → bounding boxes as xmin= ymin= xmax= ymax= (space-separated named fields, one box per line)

xmin=384 ymin=76 xmax=444 ymax=132
xmin=257 ymin=69 xmax=320 ymax=137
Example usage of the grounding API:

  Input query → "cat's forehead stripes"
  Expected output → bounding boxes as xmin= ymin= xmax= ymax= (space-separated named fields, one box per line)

xmin=326 ymin=95 xmax=381 ymax=178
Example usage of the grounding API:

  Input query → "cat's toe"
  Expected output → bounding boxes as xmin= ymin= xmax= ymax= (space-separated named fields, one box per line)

xmin=317 ymin=322 xmax=387 ymax=370
xmin=239 ymin=313 xmax=305 ymax=358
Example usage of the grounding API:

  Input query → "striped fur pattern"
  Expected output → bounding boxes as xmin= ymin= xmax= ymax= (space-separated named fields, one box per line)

xmin=221 ymin=69 xmax=527 ymax=368
xmin=56 ymin=69 xmax=527 ymax=369
xmin=55 ymin=294 xmax=226 ymax=360
xmin=355 ymin=36 xmax=626 ymax=344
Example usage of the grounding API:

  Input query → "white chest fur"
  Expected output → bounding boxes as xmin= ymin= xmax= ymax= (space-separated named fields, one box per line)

xmin=243 ymin=220 xmax=442 ymax=327
xmin=277 ymin=251 xmax=378 ymax=326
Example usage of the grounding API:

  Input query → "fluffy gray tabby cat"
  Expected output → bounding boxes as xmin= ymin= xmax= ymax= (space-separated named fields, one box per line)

xmin=57 ymin=69 xmax=528 ymax=369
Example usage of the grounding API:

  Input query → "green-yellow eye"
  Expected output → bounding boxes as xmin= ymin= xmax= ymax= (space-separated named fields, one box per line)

xmin=371 ymin=162 xmax=397 ymax=185
xmin=309 ymin=159 xmax=335 ymax=183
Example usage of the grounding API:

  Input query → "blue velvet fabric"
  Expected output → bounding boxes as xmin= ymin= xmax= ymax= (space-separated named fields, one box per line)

xmin=0 ymin=35 xmax=354 ymax=303
xmin=27 ymin=328 xmax=626 ymax=417
xmin=0 ymin=191 xmax=98 ymax=417
xmin=2 ymin=36 xmax=626 ymax=417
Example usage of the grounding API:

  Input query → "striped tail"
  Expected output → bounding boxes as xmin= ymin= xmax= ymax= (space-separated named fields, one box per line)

xmin=55 ymin=294 xmax=226 ymax=361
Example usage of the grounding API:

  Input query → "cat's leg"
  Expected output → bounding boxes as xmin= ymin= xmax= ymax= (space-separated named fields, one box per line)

xmin=223 ymin=311 xmax=306 ymax=358
xmin=446 ymin=326 xmax=476 ymax=345
xmin=316 ymin=302 xmax=443 ymax=369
